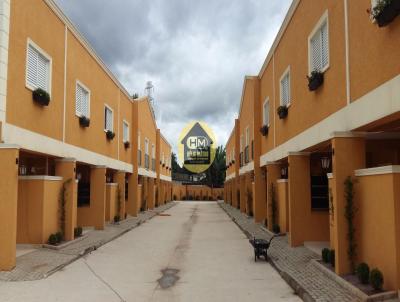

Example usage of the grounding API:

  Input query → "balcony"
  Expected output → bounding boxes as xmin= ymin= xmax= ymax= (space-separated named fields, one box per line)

xmin=138 ymin=150 xmax=142 ymax=167
xmin=244 ymin=146 xmax=249 ymax=164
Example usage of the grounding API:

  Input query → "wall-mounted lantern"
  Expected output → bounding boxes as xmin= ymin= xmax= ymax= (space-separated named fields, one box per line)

xmin=321 ymin=157 xmax=331 ymax=170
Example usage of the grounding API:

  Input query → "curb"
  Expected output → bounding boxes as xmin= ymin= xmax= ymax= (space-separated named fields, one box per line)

xmin=218 ymin=202 xmax=316 ymax=302
xmin=43 ymin=202 xmax=176 ymax=279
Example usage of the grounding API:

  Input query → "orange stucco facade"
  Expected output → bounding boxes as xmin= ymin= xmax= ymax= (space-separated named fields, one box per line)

xmin=0 ymin=0 xmax=172 ymax=271
xmin=224 ymin=0 xmax=400 ymax=291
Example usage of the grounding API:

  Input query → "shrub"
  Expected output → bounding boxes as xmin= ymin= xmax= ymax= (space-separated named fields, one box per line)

xmin=106 ymin=130 xmax=115 ymax=140
xmin=74 ymin=226 xmax=83 ymax=238
xmin=370 ymin=268 xmax=384 ymax=290
xmin=55 ymin=231 xmax=63 ymax=243
xmin=356 ymin=263 xmax=370 ymax=284
xmin=48 ymin=234 xmax=58 ymax=245
xmin=329 ymin=249 xmax=335 ymax=267
xmin=272 ymin=224 xmax=280 ymax=234
xmin=32 ymin=88 xmax=50 ymax=106
xmin=277 ymin=105 xmax=288 ymax=119
xmin=322 ymin=248 xmax=330 ymax=263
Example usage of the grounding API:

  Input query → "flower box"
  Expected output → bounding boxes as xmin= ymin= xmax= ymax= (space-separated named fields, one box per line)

xmin=124 ymin=141 xmax=130 ymax=149
xmin=371 ymin=0 xmax=400 ymax=27
xmin=307 ymin=71 xmax=324 ymax=91
xmin=79 ymin=116 xmax=90 ymax=127
xmin=260 ymin=125 xmax=269 ymax=136
xmin=32 ymin=88 xmax=50 ymax=106
xmin=106 ymin=130 xmax=115 ymax=140
xmin=277 ymin=105 xmax=288 ymax=119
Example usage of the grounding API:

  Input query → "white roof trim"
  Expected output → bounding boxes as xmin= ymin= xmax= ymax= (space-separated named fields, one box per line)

xmin=355 ymin=166 xmax=400 ymax=177
xmin=19 ymin=175 xmax=63 ymax=181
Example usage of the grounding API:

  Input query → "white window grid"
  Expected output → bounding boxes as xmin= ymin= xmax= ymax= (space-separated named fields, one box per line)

xmin=280 ymin=67 xmax=291 ymax=107
xmin=123 ymin=121 xmax=129 ymax=142
xmin=152 ymin=144 xmax=155 ymax=159
xmin=104 ymin=105 xmax=113 ymax=132
xmin=245 ymin=127 xmax=250 ymax=147
xmin=138 ymin=131 xmax=141 ymax=150
xmin=263 ymin=98 xmax=270 ymax=126
xmin=144 ymin=138 xmax=149 ymax=155
xmin=309 ymin=12 xmax=329 ymax=74
xmin=240 ymin=135 xmax=243 ymax=152
xmin=26 ymin=39 xmax=52 ymax=94
xmin=76 ymin=81 xmax=90 ymax=117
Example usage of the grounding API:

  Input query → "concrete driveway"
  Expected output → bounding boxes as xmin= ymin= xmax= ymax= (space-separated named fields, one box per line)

xmin=0 ymin=202 xmax=300 ymax=302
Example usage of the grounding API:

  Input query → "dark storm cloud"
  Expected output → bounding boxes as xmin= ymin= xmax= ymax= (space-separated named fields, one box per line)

xmin=55 ymin=0 xmax=292 ymax=153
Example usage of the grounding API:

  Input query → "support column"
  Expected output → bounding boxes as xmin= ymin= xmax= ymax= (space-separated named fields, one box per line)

xmin=239 ymin=175 xmax=246 ymax=213
xmin=90 ymin=166 xmax=106 ymax=230
xmin=55 ymin=158 xmax=77 ymax=241
xmin=126 ymin=173 xmax=137 ymax=216
xmin=266 ymin=163 xmax=281 ymax=230
xmin=288 ymin=153 xmax=311 ymax=247
xmin=148 ymin=177 xmax=155 ymax=209
xmin=0 ymin=146 xmax=19 ymax=271
xmin=331 ymin=135 xmax=365 ymax=275
xmin=115 ymin=171 xmax=126 ymax=220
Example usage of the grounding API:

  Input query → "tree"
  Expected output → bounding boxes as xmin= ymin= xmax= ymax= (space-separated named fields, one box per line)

xmin=132 ymin=93 xmax=139 ymax=99
xmin=204 ymin=145 xmax=226 ymax=188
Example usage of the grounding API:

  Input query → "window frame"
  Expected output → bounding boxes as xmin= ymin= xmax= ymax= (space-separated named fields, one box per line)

xmin=280 ymin=66 xmax=291 ymax=107
xmin=152 ymin=144 xmax=155 ymax=159
xmin=25 ymin=38 xmax=53 ymax=95
xmin=122 ymin=120 xmax=129 ymax=143
xmin=245 ymin=126 xmax=250 ymax=147
xmin=308 ymin=11 xmax=329 ymax=75
xmin=144 ymin=138 xmax=149 ymax=155
xmin=263 ymin=98 xmax=270 ymax=127
xmin=138 ymin=131 xmax=141 ymax=150
xmin=104 ymin=104 xmax=114 ymax=132
xmin=75 ymin=80 xmax=91 ymax=118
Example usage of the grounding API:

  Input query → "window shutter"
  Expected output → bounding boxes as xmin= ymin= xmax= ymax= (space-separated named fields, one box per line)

xmin=37 ymin=53 xmax=49 ymax=91
xmin=123 ymin=122 xmax=129 ymax=142
xmin=76 ymin=84 xmax=82 ymax=116
xmin=105 ymin=107 xmax=113 ymax=131
xmin=311 ymin=32 xmax=322 ymax=71
xmin=321 ymin=22 xmax=329 ymax=69
xmin=281 ymin=74 xmax=290 ymax=106
xmin=27 ymin=45 xmax=38 ymax=88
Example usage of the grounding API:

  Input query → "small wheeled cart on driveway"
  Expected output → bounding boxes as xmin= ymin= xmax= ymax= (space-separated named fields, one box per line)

xmin=249 ymin=235 xmax=278 ymax=262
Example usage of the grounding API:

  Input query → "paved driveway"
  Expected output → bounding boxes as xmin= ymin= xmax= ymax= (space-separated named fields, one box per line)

xmin=0 ymin=202 xmax=300 ymax=302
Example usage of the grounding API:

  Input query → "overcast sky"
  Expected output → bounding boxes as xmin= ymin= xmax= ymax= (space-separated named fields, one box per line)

xmin=55 ymin=0 xmax=292 ymax=155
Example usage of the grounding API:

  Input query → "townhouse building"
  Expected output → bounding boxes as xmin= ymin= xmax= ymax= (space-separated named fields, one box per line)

xmin=225 ymin=0 xmax=400 ymax=292
xmin=0 ymin=0 xmax=172 ymax=271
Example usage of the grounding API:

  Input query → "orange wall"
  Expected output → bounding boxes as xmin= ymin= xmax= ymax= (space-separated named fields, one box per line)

xmin=355 ymin=173 xmax=400 ymax=290
xmin=272 ymin=0 xmax=347 ymax=148
xmin=238 ymin=78 xmax=255 ymax=163
xmin=348 ymin=0 xmax=400 ymax=102
xmin=17 ymin=178 xmax=63 ymax=244
xmin=7 ymin=0 xmax=65 ymax=140
xmin=159 ymin=136 xmax=171 ymax=177
xmin=138 ymin=99 xmax=157 ymax=169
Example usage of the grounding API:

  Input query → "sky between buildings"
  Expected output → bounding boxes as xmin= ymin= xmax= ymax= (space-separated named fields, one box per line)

xmin=55 ymin=0 xmax=292 ymax=155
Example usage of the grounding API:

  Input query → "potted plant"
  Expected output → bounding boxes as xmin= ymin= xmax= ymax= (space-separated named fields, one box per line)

xmin=106 ymin=130 xmax=115 ymax=140
xmin=32 ymin=88 xmax=50 ymax=106
xmin=369 ymin=0 xmax=400 ymax=27
xmin=260 ymin=125 xmax=269 ymax=136
xmin=277 ymin=105 xmax=288 ymax=119
xmin=124 ymin=141 xmax=130 ymax=149
xmin=307 ymin=70 xmax=324 ymax=91
xmin=79 ymin=116 xmax=90 ymax=127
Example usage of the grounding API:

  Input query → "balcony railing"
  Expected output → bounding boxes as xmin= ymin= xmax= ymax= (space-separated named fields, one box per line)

xmin=138 ymin=150 xmax=142 ymax=167
xmin=144 ymin=154 xmax=149 ymax=169
xmin=244 ymin=146 xmax=249 ymax=164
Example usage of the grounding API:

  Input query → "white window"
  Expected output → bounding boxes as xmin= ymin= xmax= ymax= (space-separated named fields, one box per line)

xmin=245 ymin=127 xmax=250 ymax=146
xmin=104 ymin=105 xmax=113 ymax=131
xmin=280 ymin=68 xmax=291 ymax=106
xmin=240 ymin=135 xmax=243 ymax=152
xmin=76 ymin=82 xmax=90 ymax=117
xmin=162 ymin=152 xmax=165 ymax=164
xmin=263 ymin=98 xmax=270 ymax=126
xmin=309 ymin=12 xmax=329 ymax=73
xmin=152 ymin=144 xmax=155 ymax=159
xmin=144 ymin=138 xmax=149 ymax=155
xmin=123 ymin=121 xmax=129 ymax=142
xmin=26 ymin=40 xmax=52 ymax=93
xmin=138 ymin=131 xmax=141 ymax=150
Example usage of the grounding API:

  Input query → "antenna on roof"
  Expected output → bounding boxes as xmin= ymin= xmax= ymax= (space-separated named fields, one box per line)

xmin=145 ymin=81 xmax=156 ymax=119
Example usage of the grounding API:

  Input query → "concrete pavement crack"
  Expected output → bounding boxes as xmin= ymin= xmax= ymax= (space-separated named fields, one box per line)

xmin=83 ymin=258 xmax=126 ymax=302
